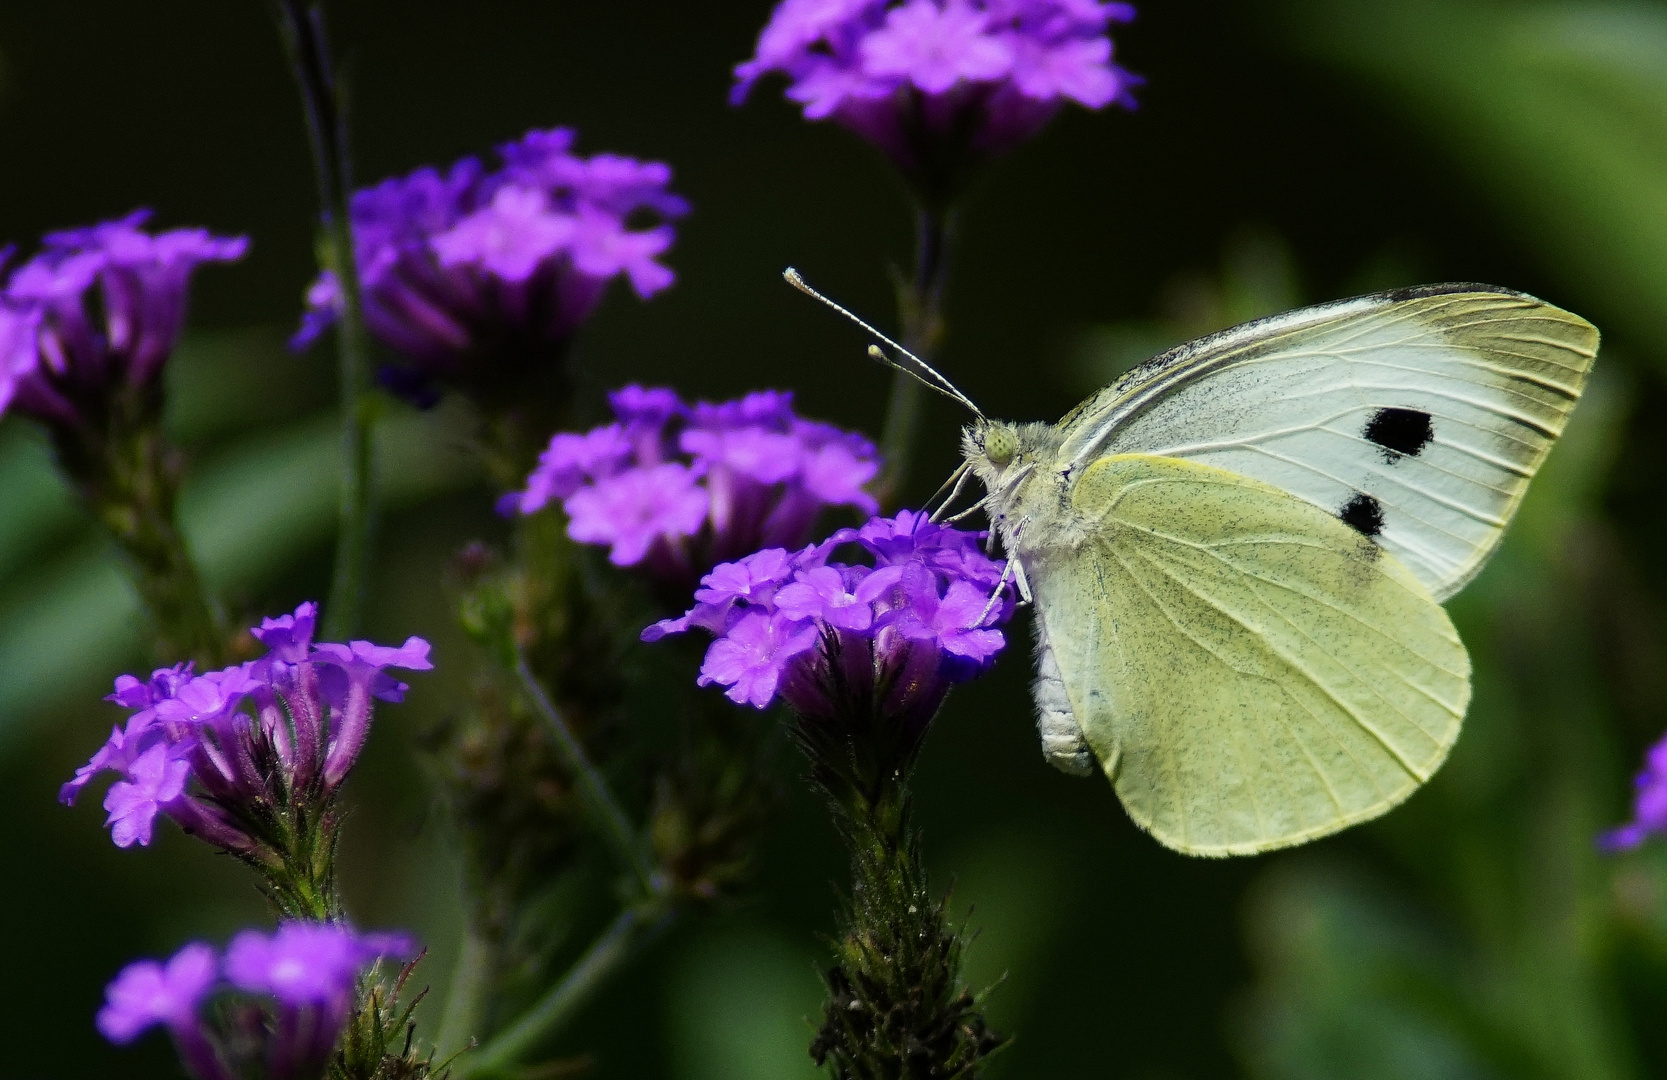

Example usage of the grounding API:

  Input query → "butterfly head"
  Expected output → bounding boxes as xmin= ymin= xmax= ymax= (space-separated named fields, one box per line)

xmin=961 ymin=419 xmax=1057 ymax=501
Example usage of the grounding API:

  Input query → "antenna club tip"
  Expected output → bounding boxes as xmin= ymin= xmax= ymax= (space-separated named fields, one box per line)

xmin=867 ymin=344 xmax=886 ymax=359
xmin=783 ymin=267 xmax=805 ymax=285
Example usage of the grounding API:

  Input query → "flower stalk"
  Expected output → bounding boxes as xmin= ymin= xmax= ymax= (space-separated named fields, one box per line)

xmin=513 ymin=651 xmax=662 ymax=899
xmin=647 ymin=510 xmax=1014 ymax=1075
xmin=56 ymin=386 xmax=227 ymax=668
xmin=805 ymin=713 xmax=1006 ymax=1080
xmin=273 ymin=0 xmax=378 ymax=641
xmin=455 ymin=904 xmax=675 ymax=1078
xmin=878 ymin=206 xmax=956 ymax=507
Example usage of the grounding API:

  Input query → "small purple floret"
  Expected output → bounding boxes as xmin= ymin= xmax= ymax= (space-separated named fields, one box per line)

xmin=733 ymin=0 xmax=1139 ymax=178
xmin=648 ymin=510 xmax=1013 ymax=728
xmin=292 ymin=128 xmax=687 ymax=402
xmin=102 ymin=743 xmax=191 ymax=849
xmin=225 ymin=922 xmax=417 ymax=1006
xmin=504 ymin=386 xmax=880 ymax=592
xmin=97 ymin=941 xmax=217 ymax=1044
xmin=700 ymin=611 xmax=823 ymax=708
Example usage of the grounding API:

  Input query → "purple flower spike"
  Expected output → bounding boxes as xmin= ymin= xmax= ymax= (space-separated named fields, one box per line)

xmin=733 ymin=0 xmax=1138 ymax=194
xmin=64 ymin=602 xmax=431 ymax=855
xmin=1601 ymin=730 xmax=1667 ymax=851
xmin=292 ymin=128 xmax=687 ymax=404
xmin=649 ymin=509 xmax=1013 ymax=730
xmin=98 ymin=941 xmax=217 ymax=1044
xmin=504 ymin=386 xmax=881 ymax=595
xmin=0 ymin=210 xmax=247 ymax=428
xmin=98 ymin=924 xmax=419 ymax=1079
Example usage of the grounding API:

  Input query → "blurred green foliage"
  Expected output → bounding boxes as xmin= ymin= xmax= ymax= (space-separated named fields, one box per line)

xmin=7 ymin=0 xmax=1667 ymax=1077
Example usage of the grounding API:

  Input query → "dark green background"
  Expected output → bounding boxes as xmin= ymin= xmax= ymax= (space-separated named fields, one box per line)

xmin=4 ymin=1 xmax=1667 ymax=1077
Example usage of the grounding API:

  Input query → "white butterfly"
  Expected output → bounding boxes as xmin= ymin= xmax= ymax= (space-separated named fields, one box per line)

xmin=789 ymin=272 xmax=1597 ymax=856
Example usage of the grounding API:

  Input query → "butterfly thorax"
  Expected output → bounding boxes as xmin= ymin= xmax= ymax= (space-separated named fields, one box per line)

xmin=961 ymin=419 xmax=1078 ymax=557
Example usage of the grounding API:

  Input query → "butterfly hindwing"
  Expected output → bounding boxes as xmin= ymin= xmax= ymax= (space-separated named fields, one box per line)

xmin=1032 ymin=453 xmax=1470 ymax=856
xmin=1054 ymin=286 xmax=1598 ymax=600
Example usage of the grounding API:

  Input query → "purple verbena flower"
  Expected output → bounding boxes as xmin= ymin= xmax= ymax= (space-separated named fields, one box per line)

xmin=292 ymin=128 xmax=688 ymax=403
xmin=62 ymin=602 xmax=431 ymax=854
xmin=0 ymin=210 xmax=247 ymax=428
xmin=1601 ymin=730 xmax=1667 ymax=851
xmin=700 ymin=610 xmax=823 ymax=708
xmin=97 ymin=941 xmax=218 ymax=1045
xmin=647 ymin=509 xmax=1013 ymax=732
xmin=503 ymin=386 xmax=881 ymax=593
xmin=733 ymin=0 xmax=1139 ymax=192
xmin=99 ymin=925 xmax=418 ymax=1080
xmin=225 ymin=922 xmax=417 ymax=1078
xmin=225 ymin=922 xmax=417 ymax=1005
xmin=102 ymin=743 xmax=191 ymax=848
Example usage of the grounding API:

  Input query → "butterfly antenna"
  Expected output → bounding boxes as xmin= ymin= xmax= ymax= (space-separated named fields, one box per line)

xmin=784 ymin=267 xmax=985 ymax=418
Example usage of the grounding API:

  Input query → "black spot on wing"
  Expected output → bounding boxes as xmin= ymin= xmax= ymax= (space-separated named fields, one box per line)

xmin=1363 ymin=407 xmax=1434 ymax=460
xmin=1340 ymin=493 xmax=1384 ymax=537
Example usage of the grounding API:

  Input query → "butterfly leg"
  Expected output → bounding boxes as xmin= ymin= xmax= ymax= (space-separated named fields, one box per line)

xmin=972 ymin=520 xmax=1036 ymax=627
xmin=1013 ymin=555 xmax=1033 ymax=605
xmin=974 ymin=556 xmax=1018 ymax=627
xmin=1007 ymin=516 xmax=1034 ymax=604
xmin=928 ymin=462 xmax=973 ymax=522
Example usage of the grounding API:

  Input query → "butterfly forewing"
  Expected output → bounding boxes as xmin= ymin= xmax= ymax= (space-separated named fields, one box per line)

xmin=1055 ymin=286 xmax=1597 ymax=600
xmin=1030 ymin=454 xmax=1470 ymax=856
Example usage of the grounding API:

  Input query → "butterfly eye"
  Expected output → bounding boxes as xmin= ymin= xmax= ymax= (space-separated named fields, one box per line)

xmin=983 ymin=425 xmax=1019 ymax=466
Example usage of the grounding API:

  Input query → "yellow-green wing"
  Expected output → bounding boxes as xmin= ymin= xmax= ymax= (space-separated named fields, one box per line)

xmin=1032 ymin=453 xmax=1470 ymax=856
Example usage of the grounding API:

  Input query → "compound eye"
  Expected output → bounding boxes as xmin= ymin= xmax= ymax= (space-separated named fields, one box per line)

xmin=983 ymin=426 xmax=1019 ymax=466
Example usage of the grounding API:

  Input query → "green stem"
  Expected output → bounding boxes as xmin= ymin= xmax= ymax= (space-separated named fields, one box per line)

xmin=877 ymin=205 xmax=956 ymax=507
xmin=457 ymin=906 xmax=673 ymax=1077
xmin=437 ymin=923 xmax=497 ymax=1058
xmin=513 ymin=652 xmax=662 ymax=898
xmin=66 ymin=406 xmax=226 ymax=667
xmin=809 ymin=750 xmax=1006 ymax=1075
xmin=273 ymin=0 xmax=377 ymax=640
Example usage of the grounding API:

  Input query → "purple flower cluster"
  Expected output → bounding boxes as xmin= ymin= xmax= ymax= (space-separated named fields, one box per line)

xmin=733 ymin=0 xmax=1138 ymax=177
xmin=1601 ymin=731 xmax=1667 ymax=851
xmin=293 ymin=127 xmax=688 ymax=400
xmin=61 ymin=602 xmax=431 ymax=852
xmin=98 ymin=923 xmax=416 ymax=1079
xmin=646 ymin=510 xmax=1011 ymax=729
xmin=502 ymin=386 xmax=881 ymax=587
xmin=0 ymin=210 xmax=247 ymax=426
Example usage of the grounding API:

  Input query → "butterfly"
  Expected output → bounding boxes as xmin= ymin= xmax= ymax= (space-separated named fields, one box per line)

xmin=787 ymin=272 xmax=1597 ymax=857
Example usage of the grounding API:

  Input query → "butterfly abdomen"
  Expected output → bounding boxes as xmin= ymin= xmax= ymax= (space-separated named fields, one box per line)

xmin=1032 ymin=618 xmax=1095 ymax=776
